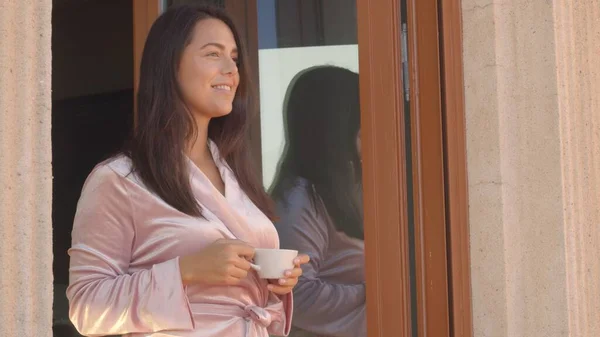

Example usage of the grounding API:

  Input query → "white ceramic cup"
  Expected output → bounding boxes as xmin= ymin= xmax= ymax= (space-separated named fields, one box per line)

xmin=250 ymin=248 xmax=299 ymax=279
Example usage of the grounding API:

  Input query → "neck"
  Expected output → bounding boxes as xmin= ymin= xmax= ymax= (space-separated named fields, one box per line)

xmin=187 ymin=116 xmax=211 ymax=164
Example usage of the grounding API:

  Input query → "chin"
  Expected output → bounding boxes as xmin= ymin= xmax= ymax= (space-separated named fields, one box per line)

xmin=194 ymin=101 xmax=234 ymax=119
xmin=219 ymin=104 xmax=234 ymax=115
xmin=210 ymin=104 xmax=233 ymax=118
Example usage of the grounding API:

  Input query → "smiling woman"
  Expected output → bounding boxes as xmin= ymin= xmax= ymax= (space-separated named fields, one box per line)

xmin=66 ymin=4 xmax=309 ymax=337
xmin=127 ymin=5 xmax=265 ymax=219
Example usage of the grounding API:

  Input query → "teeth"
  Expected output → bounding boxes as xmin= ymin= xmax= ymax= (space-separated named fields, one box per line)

xmin=213 ymin=85 xmax=231 ymax=91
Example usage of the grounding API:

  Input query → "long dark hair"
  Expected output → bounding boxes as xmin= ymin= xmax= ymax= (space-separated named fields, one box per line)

xmin=270 ymin=66 xmax=363 ymax=239
xmin=125 ymin=4 xmax=275 ymax=219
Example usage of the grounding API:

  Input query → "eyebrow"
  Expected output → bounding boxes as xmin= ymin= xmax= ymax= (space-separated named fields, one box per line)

xmin=199 ymin=42 xmax=238 ymax=53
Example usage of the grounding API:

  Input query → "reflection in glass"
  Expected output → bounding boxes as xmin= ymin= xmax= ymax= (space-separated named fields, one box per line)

xmin=270 ymin=66 xmax=365 ymax=337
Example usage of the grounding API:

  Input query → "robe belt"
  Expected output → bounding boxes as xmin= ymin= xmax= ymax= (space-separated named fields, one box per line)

xmin=190 ymin=302 xmax=277 ymax=328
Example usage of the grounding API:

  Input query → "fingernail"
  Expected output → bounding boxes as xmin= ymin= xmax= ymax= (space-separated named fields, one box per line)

xmin=279 ymin=279 xmax=286 ymax=285
xmin=285 ymin=271 xmax=292 ymax=277
xmin=294 ymin=259 xmax=300 ymax=264
xmin=267 ymin=285 xmax=274 ymax=290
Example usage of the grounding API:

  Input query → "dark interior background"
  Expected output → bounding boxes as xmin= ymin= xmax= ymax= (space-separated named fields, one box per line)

xmin=52 ymin=1 xmax=133 ymax=336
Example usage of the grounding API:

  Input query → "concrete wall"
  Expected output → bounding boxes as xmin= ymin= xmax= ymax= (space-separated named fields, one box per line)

xmin=462 ymin=0 xmax=600 ymax=336
xmin=0 ymin=0 xmax=53 ymax=336
xmin=553 ymin=1 xmax=600 ymax=335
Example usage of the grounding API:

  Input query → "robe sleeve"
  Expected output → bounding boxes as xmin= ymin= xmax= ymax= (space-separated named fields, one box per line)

xmin=66 ymin=165 xmax=195 ymax=336
xmin=275 ymin=187 xmax=367 ymax=337
xmin=265 ymin=292 xmax=293 ymax=336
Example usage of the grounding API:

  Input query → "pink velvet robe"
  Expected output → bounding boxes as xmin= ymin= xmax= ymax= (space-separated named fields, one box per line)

xmin=67 ymin=141 xmax=292 ymax=337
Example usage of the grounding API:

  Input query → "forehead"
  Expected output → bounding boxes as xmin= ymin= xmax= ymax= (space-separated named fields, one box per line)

xmin=189 ymin=18 xmax=237 ymax=49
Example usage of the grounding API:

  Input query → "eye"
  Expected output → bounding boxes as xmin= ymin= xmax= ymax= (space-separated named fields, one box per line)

xmin=207 ymin=51 xmax=220 ymax=57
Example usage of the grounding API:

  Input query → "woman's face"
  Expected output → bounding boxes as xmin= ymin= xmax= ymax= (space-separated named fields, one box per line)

xmin=178 ymin=18 xmax=240 ymax=120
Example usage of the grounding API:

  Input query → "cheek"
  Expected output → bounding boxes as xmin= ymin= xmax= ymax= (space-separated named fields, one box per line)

xmin=183 ymin=57 xmax=212 ymax=84
xmin=189 ymin=65 xmax=212 ymax=91
xmin=180 ymin=66 xmax=212 ymax=101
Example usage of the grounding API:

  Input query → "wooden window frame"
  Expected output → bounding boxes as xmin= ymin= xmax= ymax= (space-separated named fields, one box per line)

xmin=132 ymin=1 xmax=472 ymax=336
xmin=439 ymin=1 xmax=473 ymax=336
xmin=356 ymin=0 xmax=413 ymax=335
xmin=405 ymin=0 xmax=451 ymax=334
xmin=358 ymin=0 xmax=472 ymax=336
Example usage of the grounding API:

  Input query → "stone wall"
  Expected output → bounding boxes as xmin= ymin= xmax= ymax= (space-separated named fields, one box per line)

xmin=0 ymin=1 xmax=53 ymax=336
xmin=462 ymin=0 xmax=600 ymax=336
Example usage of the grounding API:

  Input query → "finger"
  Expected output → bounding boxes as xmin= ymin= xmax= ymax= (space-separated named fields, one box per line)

xmin=228 ymin=241 xmax=256 ymax=259
xmin=225 ymin=275 xmax=243 ymax=285
xmin=283 ymin=267 xmax=303 ymax=278
xmin=233 ymin=257 xmax=252 ymax=271
xmin=293 ymin=254 xmax=310 ymax=266
xmin=267 ymin=284 xmax=294 ymax=295
xmin=276 ymin=277 xmax=298 ymax=287
xmin=227 ymin=265 xmax=249 ymax=279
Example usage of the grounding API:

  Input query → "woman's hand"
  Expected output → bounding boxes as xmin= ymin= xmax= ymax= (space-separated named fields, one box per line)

xmin=179 ymin=239 xmax=255 ymax=286
xmin=267 ymin=254 xmax=311 ymax=295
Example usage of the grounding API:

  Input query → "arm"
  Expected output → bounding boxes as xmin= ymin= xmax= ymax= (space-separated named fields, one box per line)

xmin=66 ymin=165 xmax=194 ymax=336
xmin=276 ymin=189 xmax=366 ymax=337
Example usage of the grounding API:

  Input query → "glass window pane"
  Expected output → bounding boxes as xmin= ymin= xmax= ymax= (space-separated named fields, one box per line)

xmin=257 ymin=2 xmax=366 ymax=337
xmin=160 ymin=1 xmax=418 ymax=335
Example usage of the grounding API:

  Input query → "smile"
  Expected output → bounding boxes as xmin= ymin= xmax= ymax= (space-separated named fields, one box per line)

xmin=212 ymin=85 xmax=232 ymax=91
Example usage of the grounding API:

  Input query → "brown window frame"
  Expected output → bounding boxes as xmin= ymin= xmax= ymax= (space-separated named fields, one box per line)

xmin=132 ymin=1 xmax=472 ymax=336
xmin=356 ymin=0 xmax=413 ymax=335
xmin=439 ymin=1 xmax=473 ymax=336
xmin=358 ymin=0 xmax=472 ymax=335
xmin=405 ymin=0 xmax=452 ymax=334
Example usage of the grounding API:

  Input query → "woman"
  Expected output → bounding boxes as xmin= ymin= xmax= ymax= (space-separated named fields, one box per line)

xmin=67 ymin=5 xmax=308 ymax=337
xmin=270 ymin=66 xmax=365 ymax=337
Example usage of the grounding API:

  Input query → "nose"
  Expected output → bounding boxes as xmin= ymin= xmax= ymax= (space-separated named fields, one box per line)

xmin=222 ymin=56 xmax=238 ymax=76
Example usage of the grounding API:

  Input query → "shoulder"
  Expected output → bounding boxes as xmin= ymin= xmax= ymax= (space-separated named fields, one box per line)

xmin=73 ymin=157 xmax=138 ymax=240
xmin=275 ymin=177 xmax=315 ymax=211
xmin=274 ymin=177 xmax=330 ymax=227
xmin=274 ymin=177 xmax=332 ymax=243
xmin=102 ymin=154 xmax=133 ymax=177
xmin=81 ymin=155 xmax=133 ymax=197
xmin=73 ymin=156 xmax=137 ymax=225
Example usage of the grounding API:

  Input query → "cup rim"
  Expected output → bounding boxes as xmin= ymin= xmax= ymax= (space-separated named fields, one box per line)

xmin=254 ymin=248 xmax=298 ymax=254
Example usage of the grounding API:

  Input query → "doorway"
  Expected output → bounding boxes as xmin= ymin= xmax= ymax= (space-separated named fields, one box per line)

xmin=51 ymin=0 xmax=134 ymax=335
xmin=48 ymin=1 xmax=472 ymax=336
